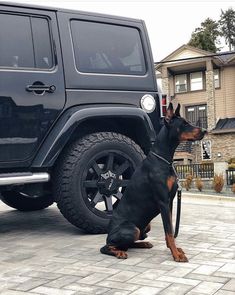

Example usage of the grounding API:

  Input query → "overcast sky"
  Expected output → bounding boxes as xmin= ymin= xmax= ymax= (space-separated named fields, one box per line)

xmin=3 ymin=0 xmax=235 ymax=61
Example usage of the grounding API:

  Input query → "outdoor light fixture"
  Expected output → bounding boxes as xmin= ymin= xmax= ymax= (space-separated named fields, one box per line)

xmin=140 ymin=94 xmax=156 ymax=113
xmin=217 ymin=152 xmax=222 ymax=158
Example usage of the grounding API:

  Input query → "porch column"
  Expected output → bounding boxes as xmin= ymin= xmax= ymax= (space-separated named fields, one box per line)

xmin=206 ymin=60 xmax=216 ymax=130
xmin=161 ymin=66 xmax=170 ymax=100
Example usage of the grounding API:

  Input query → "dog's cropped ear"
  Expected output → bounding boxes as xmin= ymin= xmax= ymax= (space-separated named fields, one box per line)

xmin=175 ymin=104 xmax=181 ymax=117
xmin=165 ymin=103 xmax=174 ymax=124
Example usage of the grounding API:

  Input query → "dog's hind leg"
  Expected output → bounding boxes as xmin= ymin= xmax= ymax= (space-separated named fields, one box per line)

xmin=100 ymin=245 xmax=128 ymax=259
xmin=100 ymin=222 xmax=139 ymax=259
xmin=129 ymin=241 xmax=153 ymax=248
xmin=129 ymin=223 xmax=154 ymax=249
xmin=139 ymin=223 xmax=152 ymax=240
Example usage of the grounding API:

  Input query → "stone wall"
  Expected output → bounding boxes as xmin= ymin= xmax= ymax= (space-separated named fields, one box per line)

xmin=205 ymin=63 xmax=216 ymax=130
xmin=192 ymin=133 xmax=235 ymax=163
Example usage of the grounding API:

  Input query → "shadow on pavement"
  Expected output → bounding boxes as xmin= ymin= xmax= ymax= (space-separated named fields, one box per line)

xmin=0 ymin=204 xmax=85 ymax=236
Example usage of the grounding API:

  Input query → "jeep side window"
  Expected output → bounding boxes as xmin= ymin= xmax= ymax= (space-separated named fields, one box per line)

xmin=30 ymin=17 xmax=53 ymax=69
xmin=71 ymin=20 xmax=146 ymax=75
xmin=0 ymin=13 xmax=53 ymax=69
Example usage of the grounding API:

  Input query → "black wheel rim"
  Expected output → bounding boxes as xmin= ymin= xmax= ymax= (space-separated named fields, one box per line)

xmin=81 ymin=150 xmax=136 ymax=219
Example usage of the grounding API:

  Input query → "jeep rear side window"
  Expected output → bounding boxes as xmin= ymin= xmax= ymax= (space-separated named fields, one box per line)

xmin=0 ymin=13 xmax=53 ymax=69
xmin=71 ymin=20 xmax=146 ymax=75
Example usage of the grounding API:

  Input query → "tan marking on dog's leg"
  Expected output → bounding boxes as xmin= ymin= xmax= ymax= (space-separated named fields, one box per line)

xmin=165 ymin=234 xmax=188 ymax=262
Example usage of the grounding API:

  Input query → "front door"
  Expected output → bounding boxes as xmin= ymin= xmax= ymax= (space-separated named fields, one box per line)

xmin=0 ymin=6 xmax=65 ymax=167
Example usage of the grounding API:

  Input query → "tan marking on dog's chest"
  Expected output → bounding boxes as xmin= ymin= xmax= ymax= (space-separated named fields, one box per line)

xmin=167 ymin=176 xmax=176 ymax=191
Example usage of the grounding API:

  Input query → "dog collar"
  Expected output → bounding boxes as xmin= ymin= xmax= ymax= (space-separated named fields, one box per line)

xmin=150 ymin=151 xmax=172 ymax=165
xmin=150 ymin=151 xmax=182 ymax=190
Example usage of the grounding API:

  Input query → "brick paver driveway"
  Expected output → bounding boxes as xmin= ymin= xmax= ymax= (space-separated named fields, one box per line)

xmin=0 ymin=194 xmax=235 ymax=295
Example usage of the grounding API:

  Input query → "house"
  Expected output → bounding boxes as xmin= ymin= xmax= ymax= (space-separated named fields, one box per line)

xmin=155 ymin=45 xmax=235 ymax=177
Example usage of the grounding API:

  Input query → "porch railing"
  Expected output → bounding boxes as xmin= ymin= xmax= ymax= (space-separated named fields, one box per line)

xmin=226 ymin=169 xmax=235 ymax=185
xmin=175 ymin=163 xmax=214 ymax=179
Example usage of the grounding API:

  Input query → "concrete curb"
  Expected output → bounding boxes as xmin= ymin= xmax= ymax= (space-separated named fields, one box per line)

xmin=182 ymin=191 xmax=235 ymax=202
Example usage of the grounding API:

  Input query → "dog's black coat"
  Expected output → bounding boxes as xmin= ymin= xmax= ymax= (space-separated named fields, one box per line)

xmin=100 ymin=103 xmax=206 ymax=261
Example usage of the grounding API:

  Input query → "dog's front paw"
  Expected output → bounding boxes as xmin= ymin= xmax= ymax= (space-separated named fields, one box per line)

xmin=177 ymin=248 xmax=185 ymax=254
xmin=173 ymin=252 xmax=188 ymax=263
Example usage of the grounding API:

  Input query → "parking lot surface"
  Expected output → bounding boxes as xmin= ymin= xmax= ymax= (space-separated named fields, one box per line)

xmin=0 ymin=194 xmax=235 ymax=295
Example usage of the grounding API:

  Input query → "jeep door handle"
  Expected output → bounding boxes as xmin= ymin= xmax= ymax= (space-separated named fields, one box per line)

xmin=26 ymin=84 xmax=56 ymax=93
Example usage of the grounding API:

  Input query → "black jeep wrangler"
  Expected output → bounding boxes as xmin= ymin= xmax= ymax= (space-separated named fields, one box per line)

xmin=0 ymin=2 xmax=161 ymax=233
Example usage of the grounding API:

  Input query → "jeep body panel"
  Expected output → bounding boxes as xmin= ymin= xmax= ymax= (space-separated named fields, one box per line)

xmin=0 ymin=5 xmax=65 ymax=168
xmin=32 ymin=105 xmax=157 ymax=168
xmin=0 ymin=3 xmax=159 ymax=170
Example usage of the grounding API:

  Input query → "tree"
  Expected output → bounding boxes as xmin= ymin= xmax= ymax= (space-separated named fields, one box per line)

xmin=188 ymin=18 xmax=221 ymax=52
xmin=219 ymin=8 xmax=235 ymax=51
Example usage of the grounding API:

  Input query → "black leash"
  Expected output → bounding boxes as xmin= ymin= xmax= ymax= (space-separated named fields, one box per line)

xmin=150 ymin=151 xmax=182 ymax=238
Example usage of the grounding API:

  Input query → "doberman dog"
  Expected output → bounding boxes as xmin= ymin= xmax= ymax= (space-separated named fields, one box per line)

xmin=100 ymin=103 xmax=206 ymax=262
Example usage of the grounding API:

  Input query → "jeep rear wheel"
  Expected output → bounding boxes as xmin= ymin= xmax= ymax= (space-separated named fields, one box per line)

xmin=53 ymin=132 xmax=145 ymax=234
xmin=0 ymin=189 xmax=53 ymax=211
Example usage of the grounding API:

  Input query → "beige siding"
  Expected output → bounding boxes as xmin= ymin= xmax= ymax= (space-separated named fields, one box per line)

xmin=214 ymin=69 xmax=226 ymax=119
xmin=223 ymin=66 xmax=235 ymax=118
xmin=172 ymin=49 xmax=204 ymax=61
xmin=168 ymin=66 xmax=235 ymax=120
xmin=173 ymin=91 xmax=207 ymax=117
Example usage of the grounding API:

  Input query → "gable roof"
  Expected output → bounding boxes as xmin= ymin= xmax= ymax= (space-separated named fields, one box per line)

xmin=160 ymin=44 xmax=214 ymax=63
xmin=155 ymin=45 xmax=235 ymax=70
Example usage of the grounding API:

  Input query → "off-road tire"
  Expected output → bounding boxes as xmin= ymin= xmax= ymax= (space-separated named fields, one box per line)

xmin=53 ymin=132 xmax=145 ymax=234
xmin=0 ymin=191 xmax=53 ymax=211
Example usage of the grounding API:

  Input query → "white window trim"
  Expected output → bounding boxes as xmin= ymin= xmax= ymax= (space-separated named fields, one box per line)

xmin=214 ymin=69 xmax=220 ymax=88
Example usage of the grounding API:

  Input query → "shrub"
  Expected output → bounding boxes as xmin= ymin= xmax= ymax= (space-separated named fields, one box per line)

xmin=232 ymin=183 xmax=235 ymax=194
xmin=195 ymin=177 xmax=203 ymax=192
xmin=228 ymin=157 xmax=235 ymax=164
xmin=228 ymin=158 xmax=235 ymax=170
xmin=212 ymin=174 xmax=224 ymax=193
xmin=184 ymin=174 xmax=193 ymax=191
xmin=228 ymin=163 xmax=235 ymax=170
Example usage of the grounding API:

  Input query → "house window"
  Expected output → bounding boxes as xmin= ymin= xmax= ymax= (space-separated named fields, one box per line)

xmin=185 ymin=104 xmax=207 ymax=129
xmin=190 ymin=72 xmax=203 ymax=91
xmin=214 ymin=69 xmax=220 ymax=88
xmin=175 ymin=74 xmax=187 ymax=93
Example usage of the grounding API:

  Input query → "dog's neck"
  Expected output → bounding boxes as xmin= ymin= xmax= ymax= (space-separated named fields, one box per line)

xmin=151 ymin=125 xmax=179 ymax=163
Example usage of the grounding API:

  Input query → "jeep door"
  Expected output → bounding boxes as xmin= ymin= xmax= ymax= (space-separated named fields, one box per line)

xmin=0 ymin=5 xmax=65 ymax=167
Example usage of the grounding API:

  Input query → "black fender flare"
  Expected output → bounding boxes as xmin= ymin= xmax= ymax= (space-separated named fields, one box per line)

xmin=32 ymin=105 xmax=156 ymax=167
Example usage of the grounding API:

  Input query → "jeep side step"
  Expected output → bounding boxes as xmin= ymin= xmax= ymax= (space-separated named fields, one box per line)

xmin=0 ymin=172 xmax=50 ymax=186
